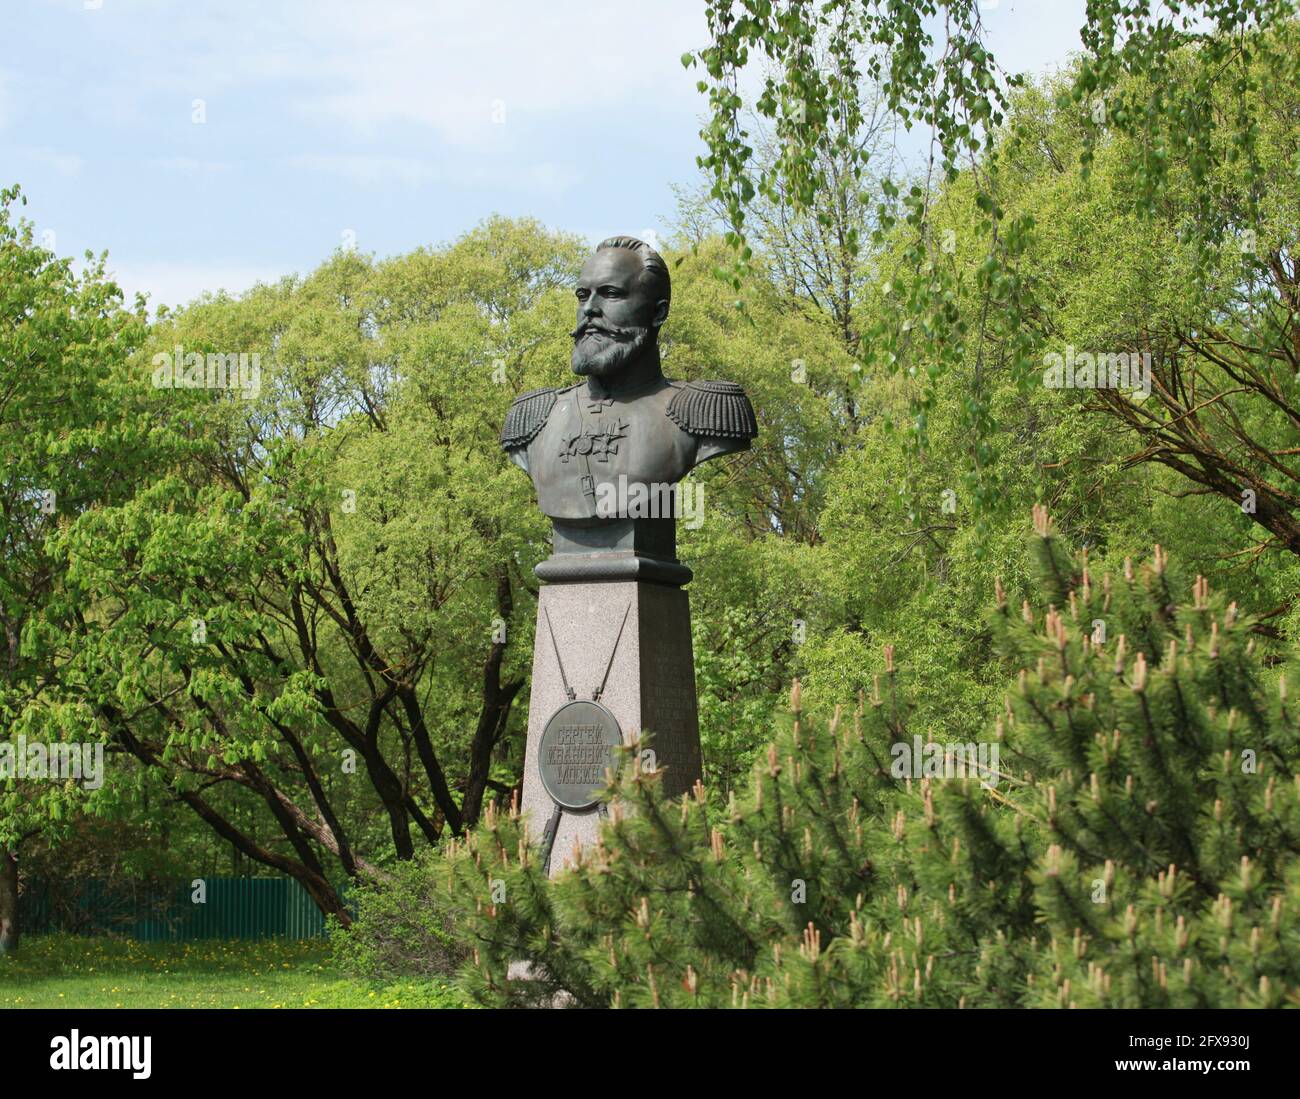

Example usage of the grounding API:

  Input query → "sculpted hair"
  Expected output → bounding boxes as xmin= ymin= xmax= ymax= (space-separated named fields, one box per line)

xmin=596 ymin=235 xmax=670 ymax=306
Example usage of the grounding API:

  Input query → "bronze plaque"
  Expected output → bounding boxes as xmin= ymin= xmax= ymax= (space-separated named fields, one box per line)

xmin=538 ymin=699 xmax=623 ymax=810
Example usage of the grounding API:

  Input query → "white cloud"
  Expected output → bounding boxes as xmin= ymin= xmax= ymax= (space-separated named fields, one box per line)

xmin=270 ymin=0 xmax=708 ymax=145
xmin=62 ymin=1 xmax=708 ymax=148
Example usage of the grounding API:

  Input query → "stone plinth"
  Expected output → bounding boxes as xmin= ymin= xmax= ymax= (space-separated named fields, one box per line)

xmin=520 ymin=574 xmax=702 ymax=874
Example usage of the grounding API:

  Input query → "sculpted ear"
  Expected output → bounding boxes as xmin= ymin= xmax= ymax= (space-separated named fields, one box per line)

xmin=652 ymin=298 xmax=670 ymax=328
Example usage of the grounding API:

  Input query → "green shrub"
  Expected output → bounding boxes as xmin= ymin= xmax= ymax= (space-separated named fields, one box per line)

xmin=330 ymin=851 xmax=467 ymax=983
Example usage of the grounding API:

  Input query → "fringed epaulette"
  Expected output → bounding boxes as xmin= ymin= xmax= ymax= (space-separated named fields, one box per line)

xmin=665 ymin=380 xmax=758 ymax=440
xmin=501 ymin=387 xmax=557 ymax=450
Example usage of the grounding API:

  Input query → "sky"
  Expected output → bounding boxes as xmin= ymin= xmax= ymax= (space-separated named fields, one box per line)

xmin=2 ymin=0 xmax=1088 ymax=311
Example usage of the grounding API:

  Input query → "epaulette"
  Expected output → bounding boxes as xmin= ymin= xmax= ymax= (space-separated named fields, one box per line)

xmin=501 ymin=387 xmax=557 ymax=450
xmin=665 ymin=379 xmax=758 ymax=440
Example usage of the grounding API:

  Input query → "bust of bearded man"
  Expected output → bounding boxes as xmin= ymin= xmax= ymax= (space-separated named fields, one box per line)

xmin=500 ymin=236 xmax=758 ymax=584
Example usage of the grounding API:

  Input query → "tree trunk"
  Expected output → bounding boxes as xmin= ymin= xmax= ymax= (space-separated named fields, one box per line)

xmin=459 ymin=569 xmax=525 ymax=829
xmin=0 ymin=846 xmax=19 ymax=956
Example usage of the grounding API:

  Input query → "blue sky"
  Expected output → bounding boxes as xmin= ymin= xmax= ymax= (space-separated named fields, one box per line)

xmin=2 ymin=0 xmax=1087 ymax=311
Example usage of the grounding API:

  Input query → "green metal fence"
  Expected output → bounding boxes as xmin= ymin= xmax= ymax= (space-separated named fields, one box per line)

xmin=21 ymin=876 xmax=334 ymax=941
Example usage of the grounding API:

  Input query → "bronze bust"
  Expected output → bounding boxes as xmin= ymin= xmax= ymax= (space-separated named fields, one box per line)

xmin=500 ymin=236 xmax=757 ymax=585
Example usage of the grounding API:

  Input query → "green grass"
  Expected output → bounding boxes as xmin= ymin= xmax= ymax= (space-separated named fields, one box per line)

xmin=0 ymin=935 xmax=468 ymax=1008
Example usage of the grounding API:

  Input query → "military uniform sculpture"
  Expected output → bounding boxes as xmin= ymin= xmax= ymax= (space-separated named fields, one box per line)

xmin=501 ymin=236 xmax=757 ymax=871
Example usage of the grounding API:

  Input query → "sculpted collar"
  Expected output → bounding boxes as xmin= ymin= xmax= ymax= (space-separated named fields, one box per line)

xmin=580 ymin=372 xmax=668 ymax=402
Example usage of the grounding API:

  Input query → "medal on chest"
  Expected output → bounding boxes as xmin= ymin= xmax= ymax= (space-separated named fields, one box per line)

xmin=557 ymin=393 xmax=630 ymax=503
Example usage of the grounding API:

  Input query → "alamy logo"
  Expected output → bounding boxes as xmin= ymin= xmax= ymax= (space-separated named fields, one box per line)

xmin=50 ymin=1031 xmax=151 ymax=1079
xmin=890 ymin=736 xmax=1000 ymax=789
xmin=594 ymin=475 xmax=705 ymax=530
xmin=0 ymin=737 xmax=104 ymax=789
xmin=1043 ymin=345 xmax=1151 ymax=398
xmin=151 ymin=345 xmax=261 ymax=399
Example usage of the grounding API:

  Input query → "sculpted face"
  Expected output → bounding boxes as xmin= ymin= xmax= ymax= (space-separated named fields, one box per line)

xmin=570 ymin=247 xmax=666 ymax=379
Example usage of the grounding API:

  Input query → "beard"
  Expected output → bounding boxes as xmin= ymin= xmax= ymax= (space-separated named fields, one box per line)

xmin=570 ymin=322 xmax=653 ymax=379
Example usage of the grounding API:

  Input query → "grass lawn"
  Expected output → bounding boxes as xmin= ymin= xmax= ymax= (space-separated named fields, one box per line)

xmin=0 ymin=935 xmax=467 ymax=1009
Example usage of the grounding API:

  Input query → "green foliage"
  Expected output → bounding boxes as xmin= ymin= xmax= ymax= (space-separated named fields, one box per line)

xmin=415 ymin=513 xmax=1299 ymax=1007
xmin=688 ymin=2 xmax=1298 ymax=530
xmin=329 ymin=851 xmax=467 ymax=983
xmin=770 ymin=24 xmax=1300 ymax=773
xmin=0 ymin=184 xmax=149 ymax=854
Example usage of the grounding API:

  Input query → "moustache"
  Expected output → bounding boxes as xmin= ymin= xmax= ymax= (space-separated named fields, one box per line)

xmin=570 ymin=322 xmax=633 ymax=341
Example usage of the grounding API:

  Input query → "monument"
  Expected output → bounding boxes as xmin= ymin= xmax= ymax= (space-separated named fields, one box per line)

xmin=501 ymin=236 xmax=757 ymax=873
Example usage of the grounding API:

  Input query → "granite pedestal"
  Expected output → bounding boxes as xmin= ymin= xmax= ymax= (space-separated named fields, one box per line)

xmin=519 ymin=530 xmax=702 ymax=875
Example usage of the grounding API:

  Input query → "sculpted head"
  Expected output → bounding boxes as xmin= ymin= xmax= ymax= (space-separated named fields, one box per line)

xmin=570 ymin=236 xmax=670 ymax=381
